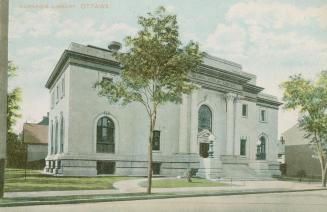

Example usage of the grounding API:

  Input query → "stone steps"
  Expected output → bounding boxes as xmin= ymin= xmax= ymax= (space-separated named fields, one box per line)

xmin=221 ymin=163 xmax=273 ymax=180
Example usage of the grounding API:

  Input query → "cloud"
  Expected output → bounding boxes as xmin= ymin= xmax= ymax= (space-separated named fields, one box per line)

xmin=9 ymin=8 xmax=137 ymax=43
xmin=205 ymin=1 xmax=327 ymax=75
xmin=205 ymin=1 xmax=327 ymax=134
xmin=226 ymin=1 xmax=327 ymax=29
xmin=165 ymin=5 xmax=175 ymax=13
xmin=9 ymin=9 xmax=60 ymax=39
xmin=205 ymin=24 xmax=247 ymax=60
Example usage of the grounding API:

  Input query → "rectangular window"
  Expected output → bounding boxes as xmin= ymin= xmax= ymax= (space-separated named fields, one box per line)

xmin=152 ymin=163 xmax=161 ymax=175
xmin=152 ymin=130 xmax=160 ymax=151
xmin=240 ymin=139 xmax=246 ymax=156
xmin=242 ymin=104 xmax=248 ymax=117
xmin=61 ymin=78 xmax=65 ymax=98
xmin=260 ymin=110 xmax=267 ymax=122
xmin=56 ymin=86 xmax=59 ymax=103
xmin=97 ymin=161 xmax=115 ymax=175
xmin=51 ymin=92 xmax=55 ymax=108
xmin=57 ymin=160 xmax=61 ymax=168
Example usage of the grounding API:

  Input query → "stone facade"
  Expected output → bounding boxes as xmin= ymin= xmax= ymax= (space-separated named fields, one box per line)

xmin=44 ymin=42 xmax=281 ymax=178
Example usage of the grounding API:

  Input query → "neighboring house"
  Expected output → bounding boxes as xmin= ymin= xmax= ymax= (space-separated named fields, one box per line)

xmin=44 ymin=42 xmax=282 ymax=178
xmin=23 ymin=116 xmax=49 ymax=167
xmin=282 ymin=124 xmax=321 ymax=177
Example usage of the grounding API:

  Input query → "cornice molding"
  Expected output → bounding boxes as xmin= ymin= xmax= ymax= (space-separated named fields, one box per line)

xmin=45 ymin=45 xmax=281 ymax=111
xmin=198 ymin=64 xmax=252 ymax=85
xmin=257 ymin=96 xmax=283 ymax=109
xmin=243 ymin=83 xmax=264 ymax=94
xmin=202 ymin=52 xmax=242 ymax=69
xmin=45 ymin=50 xmax=120 ymax=89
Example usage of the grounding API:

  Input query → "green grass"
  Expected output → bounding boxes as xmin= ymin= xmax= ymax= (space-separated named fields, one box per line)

xmin=4 ymin=168 xmax=136 ymax=192
xmin=149 ymin=178 xmax=226 ymax=188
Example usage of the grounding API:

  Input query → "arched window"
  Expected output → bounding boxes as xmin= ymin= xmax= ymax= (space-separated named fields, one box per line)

xmin=54 ymin=120 xmax=58 ymax=154
xmin=96 ymin=117 xmax=115 ymax=153
xmin=60 ymin=117 xmax=64 ymax=153
xmin=256 ymin=135 xmax=267 ymax=160
xmin=198 ymin=105 xmax=212 ymax=132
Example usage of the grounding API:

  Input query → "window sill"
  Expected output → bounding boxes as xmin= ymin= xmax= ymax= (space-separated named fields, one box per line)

xmin=152 ymin=150 xmax=161 ymax=153
xmin=96 ymin=152 xmax=115 ymax=154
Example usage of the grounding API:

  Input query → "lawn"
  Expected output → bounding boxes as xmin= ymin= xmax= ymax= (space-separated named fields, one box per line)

xmin=4 ymin=168 xmax=136 ymax=192
xmin=148 ymin=178 xmax=226 ymax=188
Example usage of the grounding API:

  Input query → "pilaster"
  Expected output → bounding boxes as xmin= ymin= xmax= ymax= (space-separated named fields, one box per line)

xmin=190 ymin=90 xmax=198 ymax=153
xmin=233 ymin=96 xmax=241 ymax=155
xmin=178 ymin=94 xmax=188 ymax=153
xmin=225 ymin=93 xmax=236 ymax=155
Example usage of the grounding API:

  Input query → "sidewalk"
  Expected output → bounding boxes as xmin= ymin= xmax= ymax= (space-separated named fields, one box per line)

xmin=4 ymin=178 xmax=324 ymax=198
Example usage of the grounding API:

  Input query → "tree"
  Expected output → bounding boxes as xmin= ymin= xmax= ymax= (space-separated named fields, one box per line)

xmin=95 ymin=6 xmax=202 ymax=194
xmin=6 ymin=62 xmax=23 ymax=168
xmin=281 ymin=71 xmax=327 ymax=187
xmin=7 ymin=61 xmax=22 ymax=132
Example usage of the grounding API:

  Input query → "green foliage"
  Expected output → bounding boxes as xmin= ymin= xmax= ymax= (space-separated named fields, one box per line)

xmin=95 ymin=6 xmax=202 ymax=193
xmin=281 ymin=72 xmax=327 ymax=144
xmin=281 ymin=71 xmax=327 ymax=186
xmin=7 ymin=61 xmax=22 ymax=132
xmin=95 ymin=6 xmax=202 ymax=115
xmin=7 ymin=88 xmax=22 ymax=132
xmin=186 ymin=168 xmax=198 ymax=182
xmin=6 ymin=132 xmax=26 ymax=168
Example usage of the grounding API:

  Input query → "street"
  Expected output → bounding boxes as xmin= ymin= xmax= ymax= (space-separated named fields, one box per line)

xmin=2 ymin=190 xmax=327 ymax=212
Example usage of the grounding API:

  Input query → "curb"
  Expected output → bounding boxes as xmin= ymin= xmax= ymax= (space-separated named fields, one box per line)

xmin=1 ymin=188 xmax=326 ymax=207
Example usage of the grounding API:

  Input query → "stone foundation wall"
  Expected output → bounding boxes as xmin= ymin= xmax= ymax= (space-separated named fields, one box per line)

xmin=45 ymin=153 xmax=200 ymax=177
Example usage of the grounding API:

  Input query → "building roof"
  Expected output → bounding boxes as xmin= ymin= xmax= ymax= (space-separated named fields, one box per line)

xmin=37 ymin=116 xmax=49 ymax=125
xmin=281 ymin=124 xmax=310 ymax=146
xmin=45 ymin=42 xmax=282 ymax=108
xmin=23 ymin=123 xmax=48 ymax=145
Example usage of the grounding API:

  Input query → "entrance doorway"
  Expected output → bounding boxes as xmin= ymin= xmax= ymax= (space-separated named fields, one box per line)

xmin=199 ymin=143 xmax=209 ymax=158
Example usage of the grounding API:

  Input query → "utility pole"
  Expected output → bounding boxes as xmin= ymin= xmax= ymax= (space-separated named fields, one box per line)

xmin=0 ymin=0 xmax=9 ymax=198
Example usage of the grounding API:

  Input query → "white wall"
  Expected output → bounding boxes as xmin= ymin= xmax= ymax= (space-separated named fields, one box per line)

xmin=47 ymin=63 xmax=280 ymax=165
xmin=67 ymin=65 xmax=181 ymax=159
xmin=47 ymin=66 xmax=70 ymax=160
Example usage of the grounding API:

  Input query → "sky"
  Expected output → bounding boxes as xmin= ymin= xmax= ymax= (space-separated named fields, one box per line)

xmin=8 ymin=0 xmax=327 ymax=136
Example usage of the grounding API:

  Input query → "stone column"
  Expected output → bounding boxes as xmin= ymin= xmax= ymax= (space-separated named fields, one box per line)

xmin=233 ymin=96 xmax=240 ymax=155
xmin=225 ymin=93 xmax=236 ymax=155
xmin=178 ymin=94 xmax=188 ymax=153
xmin=189 ymin=90 xmax=198 ymax=153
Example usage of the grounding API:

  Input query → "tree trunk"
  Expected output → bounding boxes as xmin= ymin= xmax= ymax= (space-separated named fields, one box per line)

xmin=322 ymin=166 xmax=327 ymax=187
xmin=146 ymin=117 xmax=154 ymax=194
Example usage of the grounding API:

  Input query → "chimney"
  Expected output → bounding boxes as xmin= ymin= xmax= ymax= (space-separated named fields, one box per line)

xmin=108 ymin=41 xmax=121 ymax=52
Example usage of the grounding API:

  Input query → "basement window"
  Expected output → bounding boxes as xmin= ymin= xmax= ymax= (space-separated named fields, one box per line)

xmin=152 ymin=163 xmax=161 ymax=175
xmin=97 ymin=161 xmax=115 ymax=174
